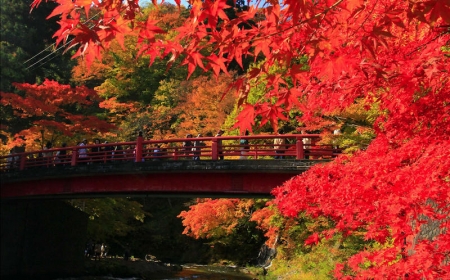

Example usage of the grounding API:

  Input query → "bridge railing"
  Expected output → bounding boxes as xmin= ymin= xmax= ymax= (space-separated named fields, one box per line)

xmin=0 ymin=134 xmax=341 ymax=172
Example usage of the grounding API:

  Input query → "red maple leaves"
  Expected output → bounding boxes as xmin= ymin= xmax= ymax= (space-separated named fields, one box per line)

xmin=27 ymin=0 xmax=450 ymax=277
xmin=1 ymin=80 xmax=115 ymax=149
xmin=273 ymin=135 xmax=450 ymax=277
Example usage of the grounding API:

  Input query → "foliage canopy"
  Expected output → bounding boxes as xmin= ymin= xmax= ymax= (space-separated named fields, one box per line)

xmin=7 ymin=0 xmax=450 ymax=277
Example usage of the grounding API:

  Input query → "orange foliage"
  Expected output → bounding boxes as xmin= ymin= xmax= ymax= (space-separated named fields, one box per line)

xmin=173 ymin=74 xmax=237 ymax=137
xmin=178 ymin=198 xmax=254 ymax=239
xmin=71 ymin=57 xmax=113 ymax=84
xmin=250 ymin=204 xmax=279 ymax=246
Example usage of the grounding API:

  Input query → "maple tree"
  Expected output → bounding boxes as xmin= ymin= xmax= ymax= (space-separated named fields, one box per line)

xmin=0 ymin=79 xmax=115 ymax=150
xmin=0 ymin=0 xmax=77 ymax=152
xmin=178 ymin=198 xmax=267 ymax=263
xmin=27 ymin=0 xmax=450 ymax=277
xmin=178 ymin=198 xmax=251 ymax=239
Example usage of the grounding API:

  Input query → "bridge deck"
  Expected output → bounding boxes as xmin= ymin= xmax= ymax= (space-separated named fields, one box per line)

xmin=1 ymin=134 xmax=339 ymax=198
xmin=0 ymin=159 xmax=328 ymax=199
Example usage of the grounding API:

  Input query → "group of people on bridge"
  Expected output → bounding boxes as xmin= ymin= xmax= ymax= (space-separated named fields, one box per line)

xmin=2 ymin=129 xmax=339 ymax=171
xmin=5 ymin=129 xmax=245 ymax=168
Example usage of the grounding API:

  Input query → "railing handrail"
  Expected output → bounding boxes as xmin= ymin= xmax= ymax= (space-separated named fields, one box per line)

xmin=0 ymin=134 xmax=340 ymax=171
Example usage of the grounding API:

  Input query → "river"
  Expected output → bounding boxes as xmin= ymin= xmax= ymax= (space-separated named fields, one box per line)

xmin=57 ymin=264 xmax=259 ymax=280
xmin=147 ymin=264 xmax=256 ymax=279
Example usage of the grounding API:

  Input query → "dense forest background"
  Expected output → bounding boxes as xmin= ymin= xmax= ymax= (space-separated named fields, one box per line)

xmin=1 ymin=0 xmax=448 ymax=278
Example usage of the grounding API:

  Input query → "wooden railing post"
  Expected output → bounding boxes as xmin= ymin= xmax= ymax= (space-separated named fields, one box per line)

xmin=135 ymin=131 xmax=143 ymax=163
xmin=71 ymin=148 xmax=78 ymax=166
xmin=296 ymin=137 xmax=305 ymax=160
xmin=211 ymin=138 xmax=218 ymax=160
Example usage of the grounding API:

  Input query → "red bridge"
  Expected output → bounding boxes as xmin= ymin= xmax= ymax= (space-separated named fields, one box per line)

xmin=1 ymin=134 xmax=340 ymax=199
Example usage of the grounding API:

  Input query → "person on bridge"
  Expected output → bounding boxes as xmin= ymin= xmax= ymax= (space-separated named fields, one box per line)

xmin=103 ymin=141 xmax=115 ymax=162
xmin=115 ymin=144 xmax=125 ymax=161
xmin=274 ymin=129 xmax=286 ymax=159
xmin=43 ymin=141 xmax=54 ymax=167
xmin=6 ymin=147 xmax=19 ymax=170
xmin=91 ymin=138 xmax=102 ymax=163
xmin=78 ymin=139 xmax=88 ymax=164
xmin=152 ymin=144 xmax=163 ymax=161
xmin=54 ymin=142 xmax=67 ymax=166
xmin=126 ymin=145 xmax=136 ymax=161
xmin=215 ymin=129 xmax=225 ymax=160
xmin=182 ymin=134 xmax=193 ymax=159
xmin=239 ymin=130 xmax=250 ymax=159
xmin=193 ymin=134 xmax=204 ymax=161
xmin=301 ymin=130 xmax=312 ymax=159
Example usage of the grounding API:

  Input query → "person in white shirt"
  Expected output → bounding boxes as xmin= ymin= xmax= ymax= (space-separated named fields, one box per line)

xmin=78 ymin=139 xmax=88 ymax=164
xmin=274 ymin=129 xmax=286 ymax=159
xmin=301 ymin=131 xmax=311 ymax=159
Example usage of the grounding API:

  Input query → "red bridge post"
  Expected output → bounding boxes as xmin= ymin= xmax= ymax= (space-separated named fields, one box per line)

xmin=71 ymin=148 xmax=78 ymax=166
xmin=135 ymin=131 xmax=143 ymax=163
xmin=211 ymin=138 xmax=218 ymax=160
xmin=296 ymin=136 xmax=305 ymax=160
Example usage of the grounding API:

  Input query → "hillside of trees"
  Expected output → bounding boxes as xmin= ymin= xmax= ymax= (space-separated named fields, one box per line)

xmin=1 ymin=0 xmax=449 ymax=278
